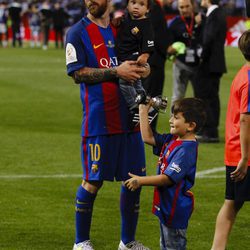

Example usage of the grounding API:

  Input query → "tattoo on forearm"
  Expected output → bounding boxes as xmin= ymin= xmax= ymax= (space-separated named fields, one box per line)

xmin=73 ymin=67 xmax=117 ymax=84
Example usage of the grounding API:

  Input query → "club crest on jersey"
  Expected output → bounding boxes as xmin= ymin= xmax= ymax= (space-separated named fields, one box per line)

xmin=169 ymin=162 xmax=181 ymax=173
xmin=131 ymin=26 xmax=139 ymax=35
xmin=106 ymin=40 xmax=115 ymax=48
xmin=91 ymin=164 xmax=99 ymax=173
xmin=160 ymin=163 xmax=165 ymax=174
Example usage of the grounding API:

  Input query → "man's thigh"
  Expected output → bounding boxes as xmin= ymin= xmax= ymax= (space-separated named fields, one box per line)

xmin=81 ymin=132 xmax=145 ymax=181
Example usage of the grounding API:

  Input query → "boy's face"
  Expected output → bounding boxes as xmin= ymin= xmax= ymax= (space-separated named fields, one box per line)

xmin=127 ymin=0 xmax=149 ymax=19
xmin=169 ymin=112 xmax=193 ymax=138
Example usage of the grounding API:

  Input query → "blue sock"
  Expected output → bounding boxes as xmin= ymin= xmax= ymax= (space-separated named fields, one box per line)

xmin=75 ymin=185 xmax=96 ymax=244
xmin=120 ymin=185 xmax=141 ymax=244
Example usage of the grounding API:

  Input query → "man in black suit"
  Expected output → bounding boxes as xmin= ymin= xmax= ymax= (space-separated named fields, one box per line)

xmin=194 ymin=0 xmax=227 ymax=142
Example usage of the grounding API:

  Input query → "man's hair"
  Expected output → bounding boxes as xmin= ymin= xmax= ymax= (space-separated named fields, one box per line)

xmin=238 ymin=30 xmax=250 ymax=61
xmin=171 ymin=98 xmax=207 ymax=133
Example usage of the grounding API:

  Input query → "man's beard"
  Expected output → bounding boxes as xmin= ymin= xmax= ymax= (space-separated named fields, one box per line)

xmin=87 ymin=1 xmax=107 ymax=18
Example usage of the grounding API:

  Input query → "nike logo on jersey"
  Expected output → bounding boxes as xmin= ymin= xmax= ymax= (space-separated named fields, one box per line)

xmin=147 ymin=40 xmax=154 ymax=47
xmin=93 ymin=43 xmax=104 ymax=49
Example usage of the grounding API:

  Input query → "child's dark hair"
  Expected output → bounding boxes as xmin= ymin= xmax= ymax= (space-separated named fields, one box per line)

xmin=238 ymin=30 xmax=250 ymax=61
xmin=127 ymin=0 xmax=151 ymax=9
xmin=171 ymin=98 xmax=207 ymax=133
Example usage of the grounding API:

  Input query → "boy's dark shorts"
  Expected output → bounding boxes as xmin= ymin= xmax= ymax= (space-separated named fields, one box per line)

xmin=226 ymin=166 xmax=250 ymax=202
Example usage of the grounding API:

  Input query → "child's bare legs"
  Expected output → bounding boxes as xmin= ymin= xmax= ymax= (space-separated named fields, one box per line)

xmin=211 ymin=199 xmax=243 ymax=250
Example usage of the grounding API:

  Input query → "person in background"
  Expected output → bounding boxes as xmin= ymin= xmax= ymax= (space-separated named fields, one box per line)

xmin=9 ymin=0 xmax=23 ymax=47
xmin=52 ymin=1 xmax=68 ymax=49
xmin=167 ymin=0 xmax=203 ymax=109
xmin=211 ymin=29 xmax=250 ymax=250
xmin=29 ymin=3 xmax=41 ymax=48
xmin=40 ymin=0 xmax=52 ymax=50
xmin=0 ymin=1 xmax=8 ymax=47
xmin=194 ymin=0 xmax=227 ymax=143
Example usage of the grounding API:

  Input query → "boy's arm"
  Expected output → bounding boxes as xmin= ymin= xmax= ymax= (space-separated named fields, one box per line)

xmin=125 ymin=173 xmax=173 ymax=190
xmin=230 ymin=113 xmax=250 ymax=181
xmin=139 ymin=103 xmax=156 ymax=146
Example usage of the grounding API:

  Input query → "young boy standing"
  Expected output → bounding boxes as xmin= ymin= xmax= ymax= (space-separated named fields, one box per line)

xmin=211 ymin=30 xmax=250 ymax=250
xmin=125 ymin=98 xmax=206 ymax=250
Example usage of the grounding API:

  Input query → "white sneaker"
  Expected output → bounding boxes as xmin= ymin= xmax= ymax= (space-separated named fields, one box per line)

xmin=118 ymin=240 xmax=150 ymax=250
xmin=73 ymin=240 xmax=94 ymax=250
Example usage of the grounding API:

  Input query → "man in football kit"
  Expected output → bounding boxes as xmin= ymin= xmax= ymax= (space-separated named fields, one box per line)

xmin=125 ymin=98 xmax=206 ymax=250
xmin=65 ymin=0 xmax=150 ymax=249
xmin=211 ymin=30 xmax=250 ymax=250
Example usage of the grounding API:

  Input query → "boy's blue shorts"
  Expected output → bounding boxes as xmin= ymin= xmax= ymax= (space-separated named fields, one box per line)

xmin=81 ymin=132 xmax=146 ymax=181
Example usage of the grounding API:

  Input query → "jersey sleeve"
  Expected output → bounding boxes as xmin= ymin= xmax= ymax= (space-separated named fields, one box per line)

xmin=164 ymin=147 xmax=189 ymax=184
xmin=153 ymin=132 xmax=174 ymax=156
xmin=240 ymin=80 xmax=250 ymax=113
xmin=140 ymin=19 xmax=155 ymax=54
xmin=65 ymin=27 xmax=87 ymax=76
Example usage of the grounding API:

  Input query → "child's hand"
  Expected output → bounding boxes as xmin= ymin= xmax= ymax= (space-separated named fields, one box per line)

xmin=139 ymin=101 xmax=152 ymax=113
xmin=124 ymin=173 xmax=141 ymax=191
xmin=139 ymin=63 xmax=150 ymax=78
xmin=136 ymin=53 xmax=149 ymax=66
xmin=111 ymin=16 xmax=123 ymax=27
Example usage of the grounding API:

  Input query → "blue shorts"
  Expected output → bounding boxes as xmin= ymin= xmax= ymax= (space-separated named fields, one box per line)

xmin=81 ymin=132 xmax=146 ymax=181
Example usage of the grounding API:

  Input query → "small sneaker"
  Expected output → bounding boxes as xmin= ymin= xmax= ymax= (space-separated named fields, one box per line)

xmin=118 ymin=240 xmax=150 ymax=250
xmin=73 ymin=240 xmax=94 ymax=250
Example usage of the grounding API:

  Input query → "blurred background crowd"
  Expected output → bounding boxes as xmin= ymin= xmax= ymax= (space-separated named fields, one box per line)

xmin=0 ymin=0 xmax=248 ymax=49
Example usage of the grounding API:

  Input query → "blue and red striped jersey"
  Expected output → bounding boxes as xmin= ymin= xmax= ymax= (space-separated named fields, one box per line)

xmin=65 ymin=17 xmax=129 ymax=137
xmin=152 ymin=133 xmax=198 ymax=229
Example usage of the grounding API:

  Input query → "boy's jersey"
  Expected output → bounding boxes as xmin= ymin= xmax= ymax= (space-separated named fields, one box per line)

xmin=65 ymin=17 xmax=130 ymax=137
xmin=225 ymin=65 xmax=250 ymax=166
xmin=152 ymin=133 xmax=198 ymax=229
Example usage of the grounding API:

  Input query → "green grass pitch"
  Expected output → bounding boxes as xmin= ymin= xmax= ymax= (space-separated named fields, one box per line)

xmin=0 ymin=46 xmax=249 ymax=249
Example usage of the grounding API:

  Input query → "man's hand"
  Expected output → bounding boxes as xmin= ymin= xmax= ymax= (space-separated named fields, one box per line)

xmin=124 ymin=173 xmax=141 ymax=191
xmin=116 ymin=61 xmax=148 ymax=82
xmin=230 ymin=158 xmax=248 ymax=182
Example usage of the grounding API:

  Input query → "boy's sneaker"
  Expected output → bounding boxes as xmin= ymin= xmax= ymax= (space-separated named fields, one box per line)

xmin=118 ymin=240 xmax=150 ymax=250
xmin=73 ymin=240 xmax=94 ymax=250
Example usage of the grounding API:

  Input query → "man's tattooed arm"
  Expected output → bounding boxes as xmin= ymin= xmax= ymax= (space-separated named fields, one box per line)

xmin=73 ymin=67 xmax=117 ymax=84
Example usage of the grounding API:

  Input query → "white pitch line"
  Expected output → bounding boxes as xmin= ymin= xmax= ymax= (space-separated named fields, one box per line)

xmin=0 ymin=174 xmax=81 ymax=179
xmin=196 ymin=166 xmax=225 ymax=177
xmin=0 ymin=167 xmax=225 ymax=179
